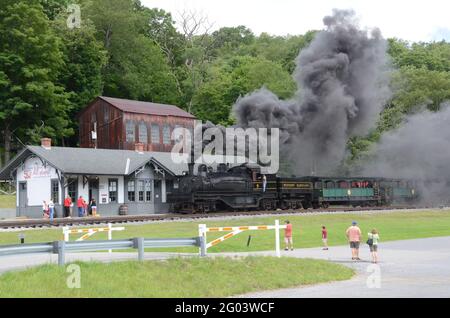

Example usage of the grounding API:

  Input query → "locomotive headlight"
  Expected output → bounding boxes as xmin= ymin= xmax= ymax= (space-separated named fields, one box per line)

xmin=347 ymin=189 xmax=352 ymax=196
xmin=412 ymin=189 xmax=415 ymax=195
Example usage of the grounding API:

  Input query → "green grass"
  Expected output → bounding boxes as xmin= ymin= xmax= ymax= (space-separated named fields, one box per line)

xmin=0 ymin=195 xmax=15 ymax=209
xmin=0 ymin=257 xmax=354 ymax=297
xmin=1 ymin=210 xmax=450 ymax=253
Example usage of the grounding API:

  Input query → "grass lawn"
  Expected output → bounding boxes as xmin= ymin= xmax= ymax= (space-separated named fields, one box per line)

xmin=1 ymin=210 xmax=450 ymax=253
xmin=0 ymin=257 xmax=354 ymax=297
xmin=0 ymin=195 xmax=15 ymax=209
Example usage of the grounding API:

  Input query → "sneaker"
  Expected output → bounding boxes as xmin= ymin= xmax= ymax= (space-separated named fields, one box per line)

xmin=291 ymin=249 xmax=294 ymax=251
xmin=284 ymin=248 xmax=288 ymax=251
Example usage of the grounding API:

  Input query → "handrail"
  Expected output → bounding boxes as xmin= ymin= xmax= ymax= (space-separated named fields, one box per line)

xmin=0 ymin=236 xmax=202 ymax=266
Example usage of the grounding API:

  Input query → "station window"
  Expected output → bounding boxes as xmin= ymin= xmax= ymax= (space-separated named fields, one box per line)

xmin=108 ymin=179 xmax=118 ymax=203
xmin=51 ymin=179 xmax=59 ymax=203
xmin=145 ymin=180 xmax=152 ymax=201
xmin=68 ymin=179 xmax=77 ymax=202
xmin=127 ymin=180 xmax=135 ymax=202
xmin=126 ymin=121 xmax=135 ymax=143
xmin=137 ymin=180 xmax=145 ymax=202
xmin=163 ymin=125 xmax=171 ymax=145
xmin=139 ymin=123 xmax=147 ymax=144
xmin=151 ymin=124 xmax=160 ymax=144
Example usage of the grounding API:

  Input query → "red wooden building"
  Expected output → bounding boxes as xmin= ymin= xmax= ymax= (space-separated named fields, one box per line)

xmin=78 ymin=96 xmax=196 ymax=152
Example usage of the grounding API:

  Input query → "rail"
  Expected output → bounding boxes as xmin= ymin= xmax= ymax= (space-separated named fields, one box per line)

xmin=0 ymin=237 xmax=202 ymax=266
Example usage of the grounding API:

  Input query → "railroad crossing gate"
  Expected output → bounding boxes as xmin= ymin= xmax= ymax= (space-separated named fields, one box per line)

xmin=198 ymin=220 xmax=287 ymax=257
xmin=62 ymin=223 xmax=125 ymax=253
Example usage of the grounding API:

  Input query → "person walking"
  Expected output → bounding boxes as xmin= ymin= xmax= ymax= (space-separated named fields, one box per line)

xmin=322 ymin=226 xmax=329 ymax=250
xmin=367 ymin=229 xmax=380 ymax=263
xmin=48 ymin=199 xmax=55 ymax=221
xmin=346 ymin=221 xmax=362 ymax=260
xmin=90 ymin=198 xmax=97 ymax=217
xmin=77 ymin=196 xmax=84 ymax=217
xmin=42 ymin=200 xmax=49 ymax=218
xmin=64 ymin=195 xmax=72 ymax=218
xmin=284 ymin=220 xmax=293 ymax=251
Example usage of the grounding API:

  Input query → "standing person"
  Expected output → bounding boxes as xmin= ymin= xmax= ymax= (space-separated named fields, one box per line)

xmin=77 ymin=196 xmax=84 ymax=217
xmin=367 ymin=229 xmax=380 ymax=264
xmin=90 ymin=198 xmax=97 ymax=217
xmin=284 ymin=220 xmax=293 ymax=251
xmin=322 ymin=226 xmax=329 ymax=250
xmin=83 ymin=198 xmax=88 ymax=217
xmin=64 ymin=195 xmax=72 ymax=218
xmin=48 ymin=199 xmax=55 ymax=221
xmin=346 ymin=221 xmax=362 ymax=260
xmin=42 ymin=200 xmax=49 ymax=218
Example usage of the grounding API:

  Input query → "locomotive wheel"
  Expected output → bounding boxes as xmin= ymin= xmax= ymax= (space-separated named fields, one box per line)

xmin=302 ymin=201 xmax=311 ymax=210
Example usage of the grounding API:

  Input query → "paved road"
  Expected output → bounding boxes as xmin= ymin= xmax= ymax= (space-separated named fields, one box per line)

xmin=239 ymin=236 xmax=450 ymax=298
xmin=1 ymin=237 xmax=449 ymax=297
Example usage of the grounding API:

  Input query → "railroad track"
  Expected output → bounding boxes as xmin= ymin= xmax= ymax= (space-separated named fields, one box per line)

xmin=0 ymin=205 xmax=424 ymax=229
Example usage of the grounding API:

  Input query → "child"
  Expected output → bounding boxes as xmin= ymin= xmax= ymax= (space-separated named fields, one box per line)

xmin=322 ymin=226 xmax=328 ymax=250
xmin=284 ymin=220 xmax=293 ymax=251
xmin=42 ymin=200 xmax=49 ymax=219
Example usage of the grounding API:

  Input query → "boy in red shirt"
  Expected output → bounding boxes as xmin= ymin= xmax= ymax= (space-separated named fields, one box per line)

xmin=322 ymin=226 xmax=329 ymax=250
xmin=284 ymin=220 xmax=293 ymax=251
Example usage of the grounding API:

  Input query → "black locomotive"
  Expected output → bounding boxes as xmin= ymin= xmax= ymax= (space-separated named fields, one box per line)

xmin=167 ymin=163 xmax=417 ymax=213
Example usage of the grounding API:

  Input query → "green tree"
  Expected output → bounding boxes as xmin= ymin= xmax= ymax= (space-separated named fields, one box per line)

xmin=0 ymin=0 xmax=72 ymax=163
xmin=83 ymin=0 xmax=179 ymax=104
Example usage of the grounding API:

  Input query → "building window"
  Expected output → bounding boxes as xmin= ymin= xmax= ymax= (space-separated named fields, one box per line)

xmin=108 ymin=179 xmax=118 ymax=203
xmin=145 ymin=180 xmax=152 ymax=201
xmin=163 ymin=124 xmax=170 ymax=145
xmin=127 ymin=180 xmax=135 ymax=202
xmin=126 ymin=121 xmax=135 ymax=143
xmin=139 ymin=122 xmax=148 ymax=144
xmin=151 ymin=124 xmax=160 ymax=144
xmin=68 ymin=179 xmax=77 ymax=202
xmin=138 ymin=180 xmax=145 ymax=202
xmin=51 ymin=179 xmax=59 ymax=203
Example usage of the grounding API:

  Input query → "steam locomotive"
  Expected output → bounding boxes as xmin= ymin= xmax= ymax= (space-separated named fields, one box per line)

xmin=167 ymin=163 xmax=418 ymax=213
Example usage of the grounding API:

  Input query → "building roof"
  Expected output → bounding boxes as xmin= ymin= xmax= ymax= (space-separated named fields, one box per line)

xmin=98 ymin=96 xmax=196 ymax=118
xmin=0 ymin=146 xmax=251 ymax=180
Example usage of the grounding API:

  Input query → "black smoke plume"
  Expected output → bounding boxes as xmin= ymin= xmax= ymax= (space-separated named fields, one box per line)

xmin=360 ymin=103 xmax=450 ymax=205
xmin=233 ymin=9 xmax=392 ymax=175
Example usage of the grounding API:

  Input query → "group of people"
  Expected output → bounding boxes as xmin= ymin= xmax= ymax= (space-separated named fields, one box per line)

xmin=42 ymin=195 xmax=98 ymax=219
xmin=283 ymin=220 xmax=380 ymax=264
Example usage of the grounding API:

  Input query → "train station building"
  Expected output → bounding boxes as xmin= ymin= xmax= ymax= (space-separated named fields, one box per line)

xmin=0 ymin=139 xmax=191 ymax=218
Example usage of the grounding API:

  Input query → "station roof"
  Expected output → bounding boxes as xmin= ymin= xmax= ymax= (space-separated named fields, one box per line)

xmin=0 ymin=146 xmax=250 ymax=180
xmin=98 ymin=96 xmax=196 ymax=118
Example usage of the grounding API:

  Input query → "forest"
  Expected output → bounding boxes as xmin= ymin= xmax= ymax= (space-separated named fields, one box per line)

xmin=1 ymin=0 xmax=449 ymax=170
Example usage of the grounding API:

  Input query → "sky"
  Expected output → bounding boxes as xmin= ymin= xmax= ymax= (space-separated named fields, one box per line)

xmin=141 ymin=0 xmax=450 ymax=42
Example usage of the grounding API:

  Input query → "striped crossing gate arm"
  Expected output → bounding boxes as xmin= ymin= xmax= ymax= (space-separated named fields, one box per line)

xmin=206 ymin=230 xmax=243 ymax=249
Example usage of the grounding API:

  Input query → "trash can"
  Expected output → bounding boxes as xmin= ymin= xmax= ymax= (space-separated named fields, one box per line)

xmin=119 ymin=204 xmax=128 ymax=216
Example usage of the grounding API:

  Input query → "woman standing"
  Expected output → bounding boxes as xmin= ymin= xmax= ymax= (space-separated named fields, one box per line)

xmin=367 ymin=229 xmax=380 ymax=263
xmin=90 ymin=198 xmax=97 ymax=217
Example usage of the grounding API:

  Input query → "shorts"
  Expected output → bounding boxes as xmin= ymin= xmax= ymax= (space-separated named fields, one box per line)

xmin=370 ymin=244 xmax=378 ymax=252
xmin=349 ymin=241 xmax=360 ymax=249
xmin=285 ymin=237 xmax=293 ymax=244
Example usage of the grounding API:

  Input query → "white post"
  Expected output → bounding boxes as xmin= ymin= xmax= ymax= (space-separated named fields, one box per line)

xmin=275 ymin=219 xmax=281 ymax=258
xmin=198 ymin=224 xmax=207 ymax=256
xmin=108 ymin=223 xmax=112 ymax=254
xmin=63 ymin=226 xmax=69 ymax=242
